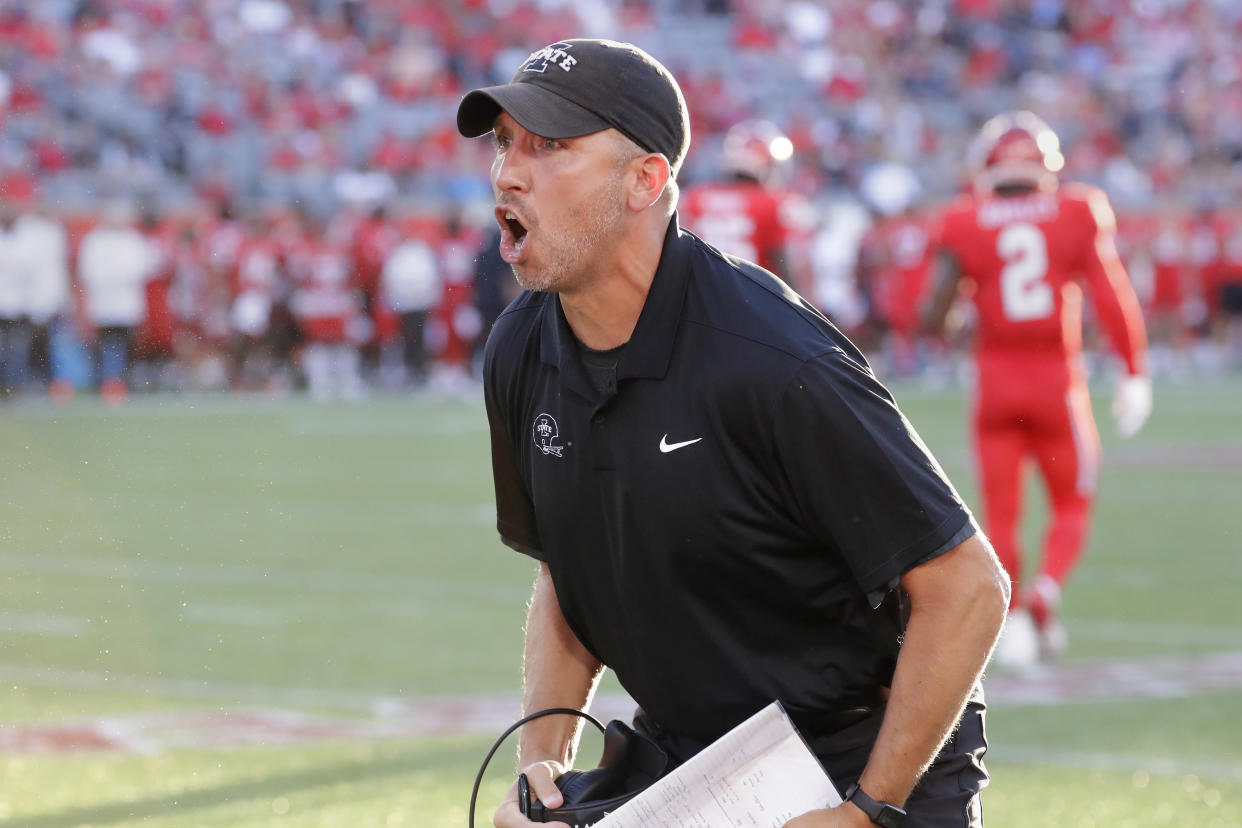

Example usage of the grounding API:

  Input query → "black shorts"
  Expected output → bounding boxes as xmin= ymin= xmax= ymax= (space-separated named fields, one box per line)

xmin=809 ymin=699 xmax=989 ymax=827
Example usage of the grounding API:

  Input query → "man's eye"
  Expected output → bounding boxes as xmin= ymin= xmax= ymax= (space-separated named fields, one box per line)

xmin=541 ymin=138 xmax=561 ymax=150
xmin=493 ymin=134 xmax=511 ymax=149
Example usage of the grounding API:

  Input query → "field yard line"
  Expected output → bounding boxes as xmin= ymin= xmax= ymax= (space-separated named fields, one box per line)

xmin=3 ymin=651 xmax=1242 ymax=739
xmin=181 ymin=603 xmax=286 ymax=627
xmin=0 ymin=662 xmax=399 ymax=711
xmin=0 ymin=553 xmax=525 ymax=601
xmin=4 ymin=395 xmax=487 ymax=433
xmin=981 ymin=651 xmax=1242 ymax=706
xmin=0 ymin=612 xmax=90 ymax=637
xmin=4 ymin=693 xmax=1242 ymax=769
xmin=1071 ymin=619 xmax=1242 ymax=648
xmin=0 ymin=655 xmax=1237 ymax=720
xmin=287 ymin=416 xmax=486 ymax=436
xmin=937 ymin=443 xmax=1242 ymax=470
xmin=993 ymin=745 xmax=1242 ymax=781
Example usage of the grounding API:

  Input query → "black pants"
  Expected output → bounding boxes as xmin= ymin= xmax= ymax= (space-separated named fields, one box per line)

xmin=399 ymin=309 xmax=430 ymax=383
xmin=0 ymin=317 xmax=32 ymax=396
xmin=27 ymin=321 xmax=53 ymax=384
xmin=808 ymin=700 xmax=989 ymax=827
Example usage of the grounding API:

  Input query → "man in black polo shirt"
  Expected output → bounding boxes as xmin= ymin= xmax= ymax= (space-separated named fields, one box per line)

xmin=457 ymin=39 xmax=1010 ymax=828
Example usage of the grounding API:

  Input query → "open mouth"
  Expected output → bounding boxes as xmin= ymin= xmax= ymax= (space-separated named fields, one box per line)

xmin=496 ymin=207 xmax=530 ymax=263
xmin=505 ymin=211 xmax=527 ymax=243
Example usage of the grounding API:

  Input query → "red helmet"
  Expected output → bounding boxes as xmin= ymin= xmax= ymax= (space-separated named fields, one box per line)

xmin=722 ymin=119 xmax=793 ymax=184
xmin=969 ymin=110 xmax=1064 ymax=194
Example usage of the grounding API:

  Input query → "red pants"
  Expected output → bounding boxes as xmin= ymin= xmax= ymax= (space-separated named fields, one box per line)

xmin=973 ymin=355 xmax=1100 ymax=604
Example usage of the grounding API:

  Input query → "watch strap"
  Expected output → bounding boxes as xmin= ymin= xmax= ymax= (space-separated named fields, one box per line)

xmin=844 ymin=782 xmax=908 ymax=828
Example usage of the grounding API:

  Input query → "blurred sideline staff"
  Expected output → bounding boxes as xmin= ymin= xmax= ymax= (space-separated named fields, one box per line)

xmin=0 ymin=177 xmax=70 ymax=399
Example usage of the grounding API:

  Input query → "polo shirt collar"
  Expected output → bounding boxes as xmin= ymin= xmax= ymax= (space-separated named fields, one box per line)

xmin=538 ymin=214 xmax=693 ymax=393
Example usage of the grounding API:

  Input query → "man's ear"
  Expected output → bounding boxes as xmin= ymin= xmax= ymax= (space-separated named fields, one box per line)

xmin=626 ymin=154 xmax=671 ymax=211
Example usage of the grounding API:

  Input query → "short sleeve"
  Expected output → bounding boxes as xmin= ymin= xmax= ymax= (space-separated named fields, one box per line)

xmin=483 ymin=337 xmax=545 ymax=559
xmin=772 ymin=349 xmax=975 ymax=597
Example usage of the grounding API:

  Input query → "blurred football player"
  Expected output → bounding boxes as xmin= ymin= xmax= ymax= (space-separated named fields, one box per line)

xmin=856 ymin=162 xmax=933 ymax=377
xmin=680 ymin=119 xmax=814 ymax=290
xmin=924 ymin=111 xmax=1151 ymax=667
xmin=288 ymin=213 xmax=367 ymax=402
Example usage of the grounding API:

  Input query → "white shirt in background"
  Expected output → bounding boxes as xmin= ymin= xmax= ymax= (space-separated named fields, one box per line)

xmin=78 ymin=224 xmax=157 ymax=327
xmin=381 ymin=238 xmax=442 ymax=314
xmin=19 ymin=214 xmax=71 ymax=324
xmin=0 ymin=214 xmax=69 ymax=322
xmin=0 ymin=223 xmax=25 ymax=321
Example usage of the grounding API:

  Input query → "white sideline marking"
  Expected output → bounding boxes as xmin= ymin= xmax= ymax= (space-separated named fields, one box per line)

xmin=0 ymin=612 xmax=90 ymax=637
xmin=2 ymin=652 xmax=1242 ymax=759
xmin=182 ymin=603 xmax=285 ymax=627
xmin=0 ymin=551 xmax=523 ymax=601
xmin=288 ymin=417 xmax=485 ymax=436
xmin=1 ymin=653 xmax=1240 ymax=716
xmin=0 ymin=662 xmax=397 ymax=710
xmin=2 ymin=696 xmax=1242 ymax=780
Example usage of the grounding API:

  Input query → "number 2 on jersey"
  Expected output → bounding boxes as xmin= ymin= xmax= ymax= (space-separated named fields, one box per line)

xmin=998 ymin=223 xmax=1053 ymax=321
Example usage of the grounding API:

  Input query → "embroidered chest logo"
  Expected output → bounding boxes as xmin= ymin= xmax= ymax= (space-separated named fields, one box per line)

xmin=522 ymin=42 xmax=577 ymax=73
xmin=532 ymin=412 xmax=566 ymax=457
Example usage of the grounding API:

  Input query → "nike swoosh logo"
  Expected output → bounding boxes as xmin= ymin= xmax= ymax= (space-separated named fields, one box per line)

xmin=660 ymin=435 xmax=703 ymax=453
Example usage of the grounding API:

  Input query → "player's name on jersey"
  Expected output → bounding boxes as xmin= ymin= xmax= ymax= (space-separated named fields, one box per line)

xmin=977 ymin=194 xmax=1059 ymax=228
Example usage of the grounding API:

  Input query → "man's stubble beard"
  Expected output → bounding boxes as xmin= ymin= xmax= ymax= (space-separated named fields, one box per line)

xmin=511 ymin=166 xmax=627 ymax=294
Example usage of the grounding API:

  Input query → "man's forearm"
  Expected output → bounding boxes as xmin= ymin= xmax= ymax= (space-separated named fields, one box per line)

xmin=517 ymin=562 xmax=605 ymax=768
xmin=856 ymin=536 xmax=1009 ymax=806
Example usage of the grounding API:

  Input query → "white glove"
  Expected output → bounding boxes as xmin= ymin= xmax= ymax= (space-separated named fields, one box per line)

xmin=1111 ymin=374 xmax=1152 ymax=438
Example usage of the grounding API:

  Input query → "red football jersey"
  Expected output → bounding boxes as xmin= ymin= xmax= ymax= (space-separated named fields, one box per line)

xmin=859 ymin=213 xmax=932 ymax=336
xmin=935 ymin=183 xmax=1147 ymax=375
xmin=1148 ymin=212 xmax=1188 ymax=311
xmin=680 ymin=181 xmax=810 ymax=278
xmin=234 ymin=236 xmax=283 ymax=294
xmin=287 ymin=237 xmax=359 ymax=344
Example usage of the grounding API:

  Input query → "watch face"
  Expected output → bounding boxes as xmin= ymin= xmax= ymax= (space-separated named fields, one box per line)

xmin=875 ymin=805 xmax=906 ymax=828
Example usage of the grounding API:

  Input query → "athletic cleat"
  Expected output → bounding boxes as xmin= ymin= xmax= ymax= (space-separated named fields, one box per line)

xmin=1028 ymin=575 xmax=1067 ymax=661
xmin=993 ymin=608 xmax=1039 ymax=670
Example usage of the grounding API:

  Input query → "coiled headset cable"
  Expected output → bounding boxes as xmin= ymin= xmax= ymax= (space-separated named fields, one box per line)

xmin=468 ymin=707 xmax=606 ymax=828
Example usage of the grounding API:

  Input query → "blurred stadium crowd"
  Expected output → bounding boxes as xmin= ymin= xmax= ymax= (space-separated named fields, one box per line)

xmin=1 ymin=0 xmax=1241 ymax=402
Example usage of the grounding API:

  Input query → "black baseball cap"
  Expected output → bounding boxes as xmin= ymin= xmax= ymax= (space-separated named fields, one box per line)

xmin=456 ymin=38 xmax=691 ymax=174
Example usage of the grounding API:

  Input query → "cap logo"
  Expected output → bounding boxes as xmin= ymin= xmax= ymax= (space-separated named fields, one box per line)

xmin=522 ymin=42 xmax=578 ymax=74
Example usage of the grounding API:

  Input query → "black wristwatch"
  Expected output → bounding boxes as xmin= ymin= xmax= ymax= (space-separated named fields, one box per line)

xmin=844 ymin=783 xmax=907 ymax=828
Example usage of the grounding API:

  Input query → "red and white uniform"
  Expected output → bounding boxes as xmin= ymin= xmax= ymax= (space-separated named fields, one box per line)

xmin=230 ymin=235 xmax=283 ymax=338
xmin=934 ymin=183 xmax=1148 ymax=592
xmin=287 ymin=236 xmax=359 ymax=344
xmin=135 ymin=219 xmax=177 ymax=359
xmin=680 ymin=181 xmax=811 ymax=286
xmin=1148 ymin=213 xmax=1188 ymax=314
xmin=352 ymin=215 xmax=402 ymax=346
xmin=287 ymin=230 xmax=366 ymax=401
xmin=859 ymin=212 xmax=932 ymax=337
xmin=436 ymin=224 xmax=484 ymax=370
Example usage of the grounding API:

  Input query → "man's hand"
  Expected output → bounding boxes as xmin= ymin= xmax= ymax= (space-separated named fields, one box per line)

xmin=782 ymin=801 xmax=872 ymax=827
xmin=493 ymin=760 xmax=570 ymax=828
xmin=1112 ymin=374 xmax=1152 ymax=438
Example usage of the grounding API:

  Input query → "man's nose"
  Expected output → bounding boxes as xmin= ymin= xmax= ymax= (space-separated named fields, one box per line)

xmin=492 ymin=146 xmax=530 ymax=194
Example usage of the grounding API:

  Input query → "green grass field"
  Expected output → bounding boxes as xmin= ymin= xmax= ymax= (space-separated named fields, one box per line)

xmin=1 ymin=379 xmax=1240 ymax=827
